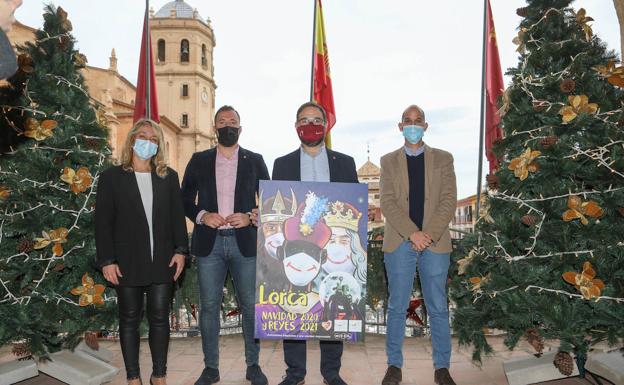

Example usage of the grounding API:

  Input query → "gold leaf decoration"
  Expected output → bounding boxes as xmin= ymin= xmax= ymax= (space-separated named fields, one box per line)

xmin=71 ymin=273 xmax=105 ymax=306
xmin=558 ymin=95 xmax=598 ymax=124
xmin=60 ymin=166 xmax=93 ymax=194
xmin=24 ymin=118 xmax=57 ymax=141
xmin=562 ymin=196 xmax=603 ymax=225
xmin=562 ymin=261 xmax=604 ymax=300
xmin=574 ymin=8 xmax=593 ymax=42
xmin=34 ymin=227 xmax=68 ymax=256
xmin=508 ymin=148 xmax=541 ymax=181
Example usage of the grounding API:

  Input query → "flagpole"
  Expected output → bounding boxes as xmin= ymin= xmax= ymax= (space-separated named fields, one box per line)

xmin=475 ymin=0 xmax=487 ymax=221
xmin=309 ymin=0 xmax=318 ymax=101
xmin=145 ymin=0 xmax=151 ymax=119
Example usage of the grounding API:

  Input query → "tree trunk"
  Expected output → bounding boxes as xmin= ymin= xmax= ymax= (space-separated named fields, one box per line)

xmin=614 ymin=0 xmax=624 ymax=59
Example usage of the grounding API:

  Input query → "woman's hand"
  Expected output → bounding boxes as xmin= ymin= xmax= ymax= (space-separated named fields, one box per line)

xmin=102 ymin=264 xmax=123 ymax=285
xmin=169 ymin=253 xmax=186 ymax=281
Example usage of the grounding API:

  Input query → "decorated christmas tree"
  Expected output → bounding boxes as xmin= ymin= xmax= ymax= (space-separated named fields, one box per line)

xmin=0 ymin=5 xmax=116 ymax=357
xmin=450 ymin=0 xmax=624 ymax=373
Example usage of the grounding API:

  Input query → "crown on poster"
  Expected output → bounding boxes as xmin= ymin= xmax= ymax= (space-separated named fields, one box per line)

xmin=259 ymin=189 xmax=297 ymax=223
xmin=323 ymin=201 xmax=362 ymax=232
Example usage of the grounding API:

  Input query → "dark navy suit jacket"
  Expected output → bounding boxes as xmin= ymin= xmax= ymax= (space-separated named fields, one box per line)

xmin=272 ymin=148 xmax=358 ymax=183
xmin=181 ymin=147 xmax=269 ymax=257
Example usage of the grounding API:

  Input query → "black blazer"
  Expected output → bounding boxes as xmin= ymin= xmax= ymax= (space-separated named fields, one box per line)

xmin=272 ymin=148 xmax=358 ymax=183
xmin=181 ymin=147 xmax=270 ymax=257
xmin=95 ymin=166 xmax=189 ymax=286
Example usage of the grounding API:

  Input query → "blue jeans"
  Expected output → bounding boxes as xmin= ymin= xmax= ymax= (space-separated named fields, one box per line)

xmin=197 ymin=234 xmax=259 ymax=369
xmin=384 ymin=241 xmax=451 ymax=369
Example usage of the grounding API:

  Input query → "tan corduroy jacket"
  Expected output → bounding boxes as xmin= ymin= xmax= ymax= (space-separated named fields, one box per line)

xmin=380 ymin=144 xmax=457 ymax=254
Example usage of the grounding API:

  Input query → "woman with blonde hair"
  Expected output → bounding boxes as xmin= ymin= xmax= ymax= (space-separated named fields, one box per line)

xmin=95 ymin=119 xmax=188 ymax=385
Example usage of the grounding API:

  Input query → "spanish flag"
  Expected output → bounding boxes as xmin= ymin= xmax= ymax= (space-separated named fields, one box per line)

xmin=311 ymin=0 xmax=336 ymax=148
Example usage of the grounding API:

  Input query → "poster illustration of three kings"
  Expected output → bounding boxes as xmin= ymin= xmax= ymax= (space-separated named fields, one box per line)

xmin=254 ymin=180 xmax=368 ymax=342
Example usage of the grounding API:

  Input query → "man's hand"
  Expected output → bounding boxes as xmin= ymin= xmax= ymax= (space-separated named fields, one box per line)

xmin=201 ymin=212 xmax=227 ymax=228
xmin=102 ymin=263 xmax=123 ymax=285
xmin=169 ymin=253 xmax=186 ymax=281
xmin=250 ymin=208 xmax=259 ymax=226
xmin=226 ymin=212 xmax=251 ymax=228
xmin=409 ymin=231 xmax=432 ymax=252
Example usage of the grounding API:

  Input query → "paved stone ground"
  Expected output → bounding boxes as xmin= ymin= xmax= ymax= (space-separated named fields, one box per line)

xmin=2 ymin=334 xmax=611 ymax=385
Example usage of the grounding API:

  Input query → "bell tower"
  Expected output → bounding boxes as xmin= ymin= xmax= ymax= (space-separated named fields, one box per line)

xmin=151 ymin=0 xmax=217 ymax=170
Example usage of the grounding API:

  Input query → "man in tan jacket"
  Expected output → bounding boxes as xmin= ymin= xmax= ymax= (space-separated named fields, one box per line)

xmin=379 ymin=105 xmax=457 ymax=385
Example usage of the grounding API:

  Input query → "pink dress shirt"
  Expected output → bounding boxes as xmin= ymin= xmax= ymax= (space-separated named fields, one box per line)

xmin=196 ymin=146 xmax=238 ymax=229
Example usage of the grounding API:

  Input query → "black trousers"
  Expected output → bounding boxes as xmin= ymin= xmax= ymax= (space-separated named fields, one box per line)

xmin=283 ymin=339 xmax=343 ymax=380
xmin=116 ymin=283 xmax=173 ymax=380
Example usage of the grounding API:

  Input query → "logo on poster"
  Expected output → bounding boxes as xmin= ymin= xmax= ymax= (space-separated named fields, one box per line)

xmin=258 ymin=284 xmax=308 ymax=306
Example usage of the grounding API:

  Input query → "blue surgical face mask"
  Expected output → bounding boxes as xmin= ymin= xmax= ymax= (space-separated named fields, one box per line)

xmin=402 ymin=125 xmax=425 ymax=144
xmin=133 ymin=139 xmax=158 ymax=160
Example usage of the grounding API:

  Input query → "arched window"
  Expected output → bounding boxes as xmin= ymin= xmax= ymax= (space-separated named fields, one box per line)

xmin=201 ymin=44 xmax=207 ymax=66
xmin=157 ymin=39 xmax=165 ymax=62
xmin=180 ymin=39 xmax=189 ymax=62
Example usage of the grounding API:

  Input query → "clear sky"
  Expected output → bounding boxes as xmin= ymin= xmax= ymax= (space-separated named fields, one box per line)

xmin=15 ymin=1 xmax=620 ymax=199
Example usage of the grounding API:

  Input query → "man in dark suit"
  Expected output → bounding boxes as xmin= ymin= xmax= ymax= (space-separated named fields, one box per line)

xmin=181 ymin=106 xmax=270 ymax=385
xmin=271 ymin=102 xmax=357 ymax=385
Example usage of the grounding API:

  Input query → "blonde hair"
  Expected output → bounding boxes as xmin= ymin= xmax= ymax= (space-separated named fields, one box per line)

xmin=118 ymin=119 xmax=169 ymax=178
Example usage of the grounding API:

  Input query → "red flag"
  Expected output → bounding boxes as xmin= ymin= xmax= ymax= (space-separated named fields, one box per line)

xmin=485 ymin=0 xmax=504 ymax=173
xmin=133 ymin=6 xmax=159 ymax=123
xmin=312 ymin=0 xmax=335 ymax=148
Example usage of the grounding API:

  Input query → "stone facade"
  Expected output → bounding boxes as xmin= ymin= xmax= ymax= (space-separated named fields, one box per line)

xmin=7 ymin=0 xmax=217 ymax=174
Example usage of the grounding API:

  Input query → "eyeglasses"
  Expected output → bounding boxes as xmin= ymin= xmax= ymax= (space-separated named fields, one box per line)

xmin=297 ymin=117 xmax=325 ymax=125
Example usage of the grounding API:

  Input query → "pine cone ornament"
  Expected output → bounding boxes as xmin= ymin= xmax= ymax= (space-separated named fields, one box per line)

xmin=51 ymin=262 xmax=65 ymax=272
xmin=59 ymin=35 xmax=71 ymax=50
xmin=553 ymin=352 xmax=575 ymax=376
xmin=85 ymin=137 xmax=100 ymax=150
xmin=84 ymin=331 xmax=100 ymax=350
xmin=74 ymin=53 xmax=87 ymax=68
xmin=17 ymin=53 xmax=34 ymax=74
xmin=559 ymin=79 xmax=576 ymax=93
xmin=486 ymin=174 xmax=499 ymax=190
xmin=540 ymin=136 xmax=559 ymax=149
xmin=525 ymin=328 xmax=544 ymax=354
xmin=533 ymin=100 xmax=549 ymax=112
xmin=12 ymin=342 xmax=32 ymax=358
xmin=17 ymin=237 xmax=35 ymax=253
xmin=516 ymin=7 xmax=528 ymax=17
xmin=545 ymin=9 xmax=559 ymax=19
xmin=521 ymin=215 xmax=538 ymax=226
xmin=0 ymin=185 xmax=9 ymax=201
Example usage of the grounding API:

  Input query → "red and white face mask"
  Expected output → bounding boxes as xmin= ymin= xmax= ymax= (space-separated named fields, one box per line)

xmin=297 ymin=124 xmax=325 ymax=146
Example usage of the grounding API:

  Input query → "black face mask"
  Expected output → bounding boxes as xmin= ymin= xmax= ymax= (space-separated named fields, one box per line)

xmin=216 ymin=126 xmax=240 ymax=147
xmin=0 ymin=30 xmax=17 ymax=79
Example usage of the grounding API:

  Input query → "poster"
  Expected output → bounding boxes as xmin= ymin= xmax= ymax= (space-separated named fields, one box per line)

xmin=254 ymin=180 xmax=368 ymax=342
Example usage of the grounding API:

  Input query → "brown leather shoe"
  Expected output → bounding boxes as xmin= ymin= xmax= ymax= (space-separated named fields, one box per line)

xmin=434 ymin=368 xmax=457 ymax=385
xmin=381 ymin=365 xmax=402 ymax=385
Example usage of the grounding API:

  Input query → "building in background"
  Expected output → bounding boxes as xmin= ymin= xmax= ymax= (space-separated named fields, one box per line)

xmin=357 ymin=154 xmax=384 ymax=231
xmin=452 ymin=194 xmax=478 ymax=239
xmin=7 ymin=0 xmax=217 ymax=173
